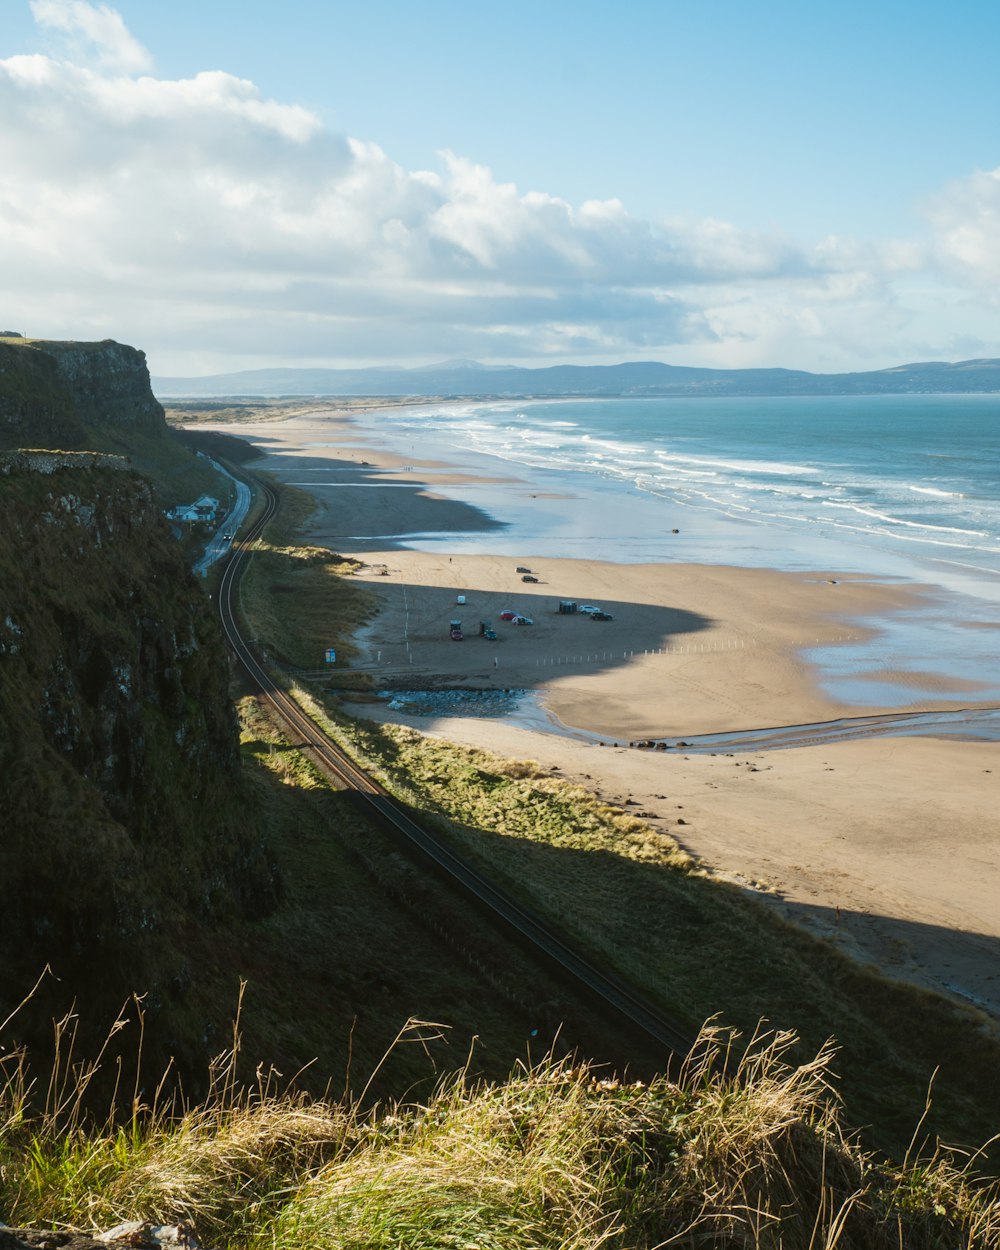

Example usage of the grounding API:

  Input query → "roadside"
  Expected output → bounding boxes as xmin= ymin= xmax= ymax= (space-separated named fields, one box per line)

xmin=193 ymin=456 xmax=252 ymax=576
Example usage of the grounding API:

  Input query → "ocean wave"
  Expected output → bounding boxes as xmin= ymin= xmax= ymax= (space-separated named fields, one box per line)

xmin=651 ymin=448 xmax=819 ymax=477
xmin=907 ymin=483 xmax=962 ymax=498
xmin=823 ymin=521 xmax=1000 ymax=555
xmin=822 ymin=500 xmax=987 ymax=538
xmin=580 ymin=433 xmax=651 ymax=459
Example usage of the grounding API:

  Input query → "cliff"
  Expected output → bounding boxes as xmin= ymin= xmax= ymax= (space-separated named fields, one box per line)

xmin=0 ymin=339 xmax=160 ymax=445
xmin=0 ymin=339 xmax=90 ymax=449
xmin=0 ymin=423 xmax=276 ymax=1062
xmin=0 ymin=339 xmax=221 ymax=501
xmin=0 ymin=460 xmax=277 ymax=1015
xmin=29 ymin=339 xmax=167 ymax=433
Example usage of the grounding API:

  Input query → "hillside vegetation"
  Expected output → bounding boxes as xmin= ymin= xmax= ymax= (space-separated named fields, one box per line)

xmin=1 ymin=1012 xmax=998 ymax=1250
xmin=291 ymin=688 xmax=1000 ymax=1158
xmin=0 ymin=462 xmax=277 ymax=1062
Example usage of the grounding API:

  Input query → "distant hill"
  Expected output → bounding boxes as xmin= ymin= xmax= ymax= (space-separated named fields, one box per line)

xmin=151 ymin=357 xmax=1000 ymax=399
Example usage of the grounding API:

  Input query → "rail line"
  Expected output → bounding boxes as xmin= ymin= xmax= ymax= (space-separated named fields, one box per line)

xmin=215 ymin=474 xmax=694 ymax=1060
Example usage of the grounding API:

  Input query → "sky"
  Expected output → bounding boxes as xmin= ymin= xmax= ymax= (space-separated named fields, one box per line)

xmin=2 ymin=0 xmax=1000 ymax=377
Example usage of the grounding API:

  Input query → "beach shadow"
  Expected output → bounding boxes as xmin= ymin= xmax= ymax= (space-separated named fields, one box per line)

xmin=340 ymin=572 xmax=714 ymax=689
xmin=775 ymin=897 xmax=1000 ymax=1019
xmin=371 ymin=793 xmax=1000 ymax=1160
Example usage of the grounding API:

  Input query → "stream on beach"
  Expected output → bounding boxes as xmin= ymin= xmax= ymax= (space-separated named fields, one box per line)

xmin=363 ymin=688 xmax=1000 ymax=751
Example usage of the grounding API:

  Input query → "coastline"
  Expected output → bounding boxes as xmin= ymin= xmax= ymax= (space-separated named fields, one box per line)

xmin=195 ymin=402 xmax=1000 ymax=1021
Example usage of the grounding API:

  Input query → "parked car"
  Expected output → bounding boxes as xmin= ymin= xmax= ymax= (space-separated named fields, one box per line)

xmin=499 ymin=609 xmax=518 ymax=620
xmin=578 ymin=604 xmax=602 ymax=615
xmin=515 ymin=565 xmax=532 ymax=573
xmin=512 ymin=615 xmax=534 ymax=626
xmin=521 ymin=574 xmax=538 ymax=583
xmin=590 ymin=610 xmax=614 ymax=621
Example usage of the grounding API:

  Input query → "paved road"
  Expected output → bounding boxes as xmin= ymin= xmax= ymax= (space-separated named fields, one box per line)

xmin=194 ymin=457 xmax=252 ymax=575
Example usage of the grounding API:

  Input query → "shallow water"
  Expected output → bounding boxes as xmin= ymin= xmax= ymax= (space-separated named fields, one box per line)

xmin=645 ymin=707 xmax=1000 ymax=751
xmin=362 ymin=688 xmax=1000 ymax=751
xmin=378 ymin=687 xmax=530 ymax=718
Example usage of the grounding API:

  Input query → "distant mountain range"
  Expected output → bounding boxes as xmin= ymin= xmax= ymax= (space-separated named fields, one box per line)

xmin=152 ymin=357 xmax=1000 ymax=399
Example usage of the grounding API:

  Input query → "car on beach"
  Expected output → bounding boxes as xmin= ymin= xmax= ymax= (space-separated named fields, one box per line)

xmin=512 ymin=615 xmax=534 ymax=626
xmin=499 ymin=609 xmax=519 ymax=620
xmin=590 ymin=611 xmax=614 ymax=621
xmin=578 ymin=604 xmax=602 ymax=615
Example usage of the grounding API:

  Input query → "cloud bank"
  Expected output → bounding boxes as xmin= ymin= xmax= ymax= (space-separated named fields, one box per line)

xmin=1 ymin=1 xmax=997 ymax=373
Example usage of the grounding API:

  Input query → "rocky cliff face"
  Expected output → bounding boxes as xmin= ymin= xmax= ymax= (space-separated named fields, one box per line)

xmin=0 ymin=339 xmax=213 ymax=505
xmin=27 ymin=339 xmax=166 ymax=436
xmin=0 ymin=339 xmax=89 ymax=449
xmin=0 ymin=338 xmax=166 ymax=450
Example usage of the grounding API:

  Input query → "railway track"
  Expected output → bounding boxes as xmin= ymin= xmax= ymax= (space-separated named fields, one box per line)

xmin=216 ymin=475 xmax=694 ymax=1060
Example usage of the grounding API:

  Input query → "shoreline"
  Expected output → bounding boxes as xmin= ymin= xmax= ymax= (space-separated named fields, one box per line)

xmin=191 ymin=402 xmax=1000 ymax=1022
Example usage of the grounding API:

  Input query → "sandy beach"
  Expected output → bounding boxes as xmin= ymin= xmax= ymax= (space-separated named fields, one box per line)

xmin=198 ymin=405 xmax=1000 ymax=1022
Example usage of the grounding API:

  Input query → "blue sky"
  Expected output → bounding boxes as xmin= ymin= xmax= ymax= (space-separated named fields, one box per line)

xmin=3 ymin=0 xmax=1000 ymax=375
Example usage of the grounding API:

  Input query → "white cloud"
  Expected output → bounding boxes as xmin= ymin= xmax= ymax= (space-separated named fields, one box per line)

xmin=29 ymin=0 xmax=152 ymax=73
xmin=1 ymin=2 xmax=997 ymax=374
xmin=925 ymin=167 xmax=1000 ymax=292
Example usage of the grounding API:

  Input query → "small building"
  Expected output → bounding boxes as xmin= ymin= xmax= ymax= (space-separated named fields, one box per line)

xmin=193 ymin=494 xmax=220 ymax=520
xmin=166 ymin=494 xmax=220 ymax=524
xmin=167 ymin=505 xmax=201 ymax=523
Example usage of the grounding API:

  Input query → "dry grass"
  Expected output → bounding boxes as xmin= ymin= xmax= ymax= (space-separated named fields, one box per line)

xmin=1 ymin=1002 xmax=997 ymax=1250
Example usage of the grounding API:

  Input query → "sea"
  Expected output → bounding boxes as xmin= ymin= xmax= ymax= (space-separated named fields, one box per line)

xmin=343 ymin=392 xmax=1000 ymax=719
